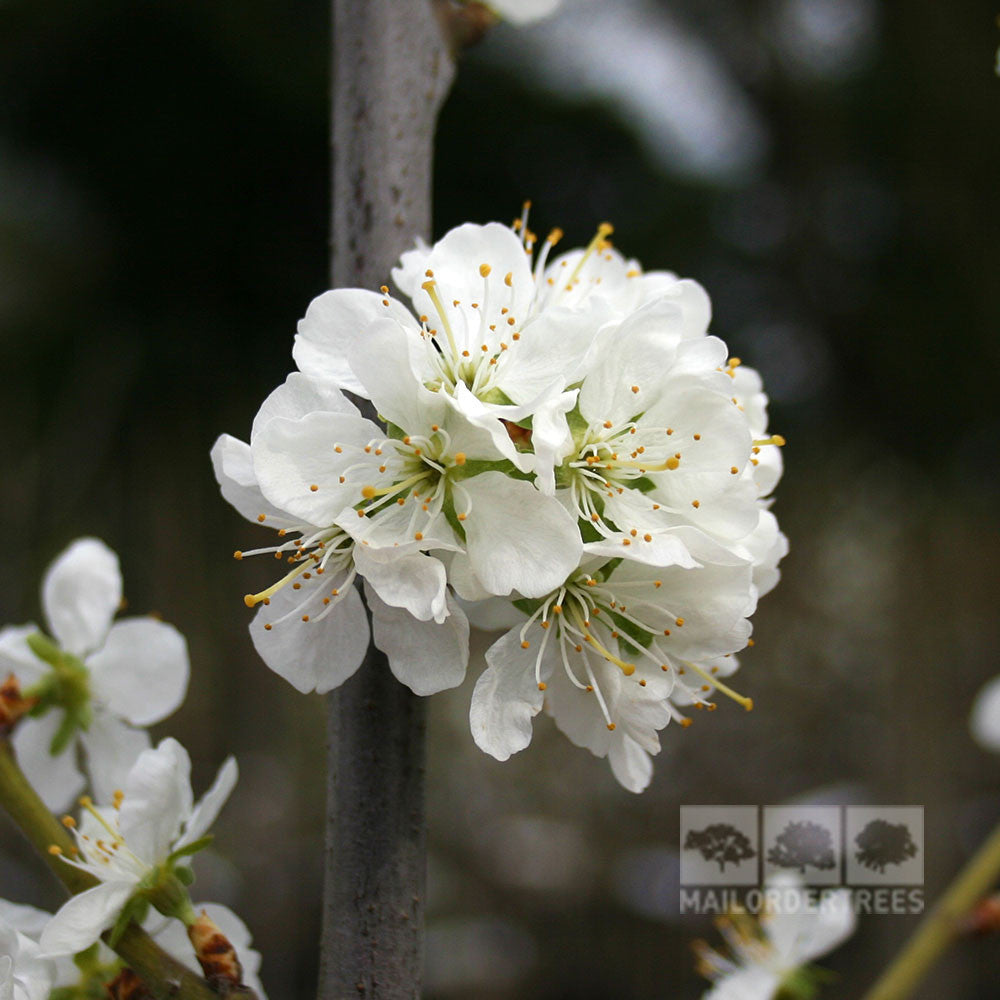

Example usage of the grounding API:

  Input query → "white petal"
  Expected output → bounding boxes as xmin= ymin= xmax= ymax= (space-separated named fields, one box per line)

xmin=0 ymin=956 xmax=11 ymax=1000
xmin=87 ymin=619 xmax=189 ymax=727
xmin=704 ymin=968 xmax=781 ymax=1000
xmin=347 ymin=319 xmax=446 ymax=433
xmin=176 ymin=757 xmax=238 ymax=849
xmin=494 ymin=307 xmax=608 ymax=405
xmin=251 ymin=370 xmax=359 ymax=440
xmin=11 ymin=714 xmax=85 ymax=813
xmin=0 ymin=625 xmax=46 ymax=686
xmin=459 ymin=473 xmax=582 ymax=598
xmin=456 ymin=594 xmax=525 ymax=632
xmin=367 ymin=585 xmax=469 ymax=696
xmin=40 ymin=883 xmax=136 ymax=957
xmin=293 ymin=289 xmax=417 ymax=395
xmin=485 ymin=0 xmax=563 ymax=25
xmin=767 ymin=886 xmax=856 ymax=965
xmin=353 ymin=546 xmax=448 ymax=623
xmin=608 ymin=734 xmax=653 ymax=793
xmin=119 ymin=739 xmax=193 ymax=865
xmin=42 ymin=539 xmax=121 ymax=657
xmin=0 ymin=903 xmax=50 ymax=942
xmin=390 ymin=236 xmax=431 ymax=298
xmin=79 ymin=713 xmax=151 ymax=804
xmin=525 ymin=391 xmax=576 ymax=495
xmin=470 ymin=628 xmax=551 ymax=760
xmin=249 ymin=574 xmax=369 ymax=695
xmin=251 ymin=410 xmax=378 ymax=524
xmin=210 ymin=435 xmax=290 ymax=526
xmin=971 ymin=675 xmax=1000 ymax=751
xmin=577 ymin=299 xmax=686 ymax=426
xmin=583 ymin=530 xmax=700 ymax=569
xmin=403 ymin=223 xmax=535 ymax=347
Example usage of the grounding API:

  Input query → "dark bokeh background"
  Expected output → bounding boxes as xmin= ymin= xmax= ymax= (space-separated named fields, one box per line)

xmin=2 ymin=1 xmax=999 ymax=997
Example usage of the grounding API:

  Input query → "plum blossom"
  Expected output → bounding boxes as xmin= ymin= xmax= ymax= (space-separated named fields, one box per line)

xmin=219 ymin=212 xmax=785 ymax=791
xmin=696 ymin=877 xmax=856 ymax=999
xmin=0 ymin=897 xmax=267 ymax=1000
xmin=212 ymin=372 xmax=478 ymax=695
xmin=40 ymin=738 xmax=237 ymax=956
xmin=0 ymin=539 xmax=189 ymax=811
xmin=471 ymin=549 xmax=756 ymax=792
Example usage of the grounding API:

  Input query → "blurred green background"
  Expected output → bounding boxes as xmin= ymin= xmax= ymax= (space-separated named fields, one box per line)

xmin=1 ymin=1 xmax=999 ymax=996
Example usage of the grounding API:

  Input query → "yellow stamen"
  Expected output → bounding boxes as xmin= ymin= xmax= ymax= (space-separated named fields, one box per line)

xmin=684 ymin=661 xmax=754 ymax=711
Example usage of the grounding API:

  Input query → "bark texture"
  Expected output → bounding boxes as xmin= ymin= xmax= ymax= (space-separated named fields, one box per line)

xmin=321 ymin=3 xmax=454 ymax=998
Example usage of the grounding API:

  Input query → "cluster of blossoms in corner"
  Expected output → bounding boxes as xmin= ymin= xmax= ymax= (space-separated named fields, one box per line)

xmin=0 ymin=542 xmax=266 ymax=999
xmin=214 ymin=209 xmax=787 ymax=792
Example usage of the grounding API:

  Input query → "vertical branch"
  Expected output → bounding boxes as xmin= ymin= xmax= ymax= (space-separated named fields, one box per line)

xmin=321 ymin=3 xmax=454 ymax=999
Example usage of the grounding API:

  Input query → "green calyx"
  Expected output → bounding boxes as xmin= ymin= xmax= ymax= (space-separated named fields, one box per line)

xmin=775 ymin=964 xmax=837 ymax=1000
xmin=23 ymin=633 xmax=92 ymax=754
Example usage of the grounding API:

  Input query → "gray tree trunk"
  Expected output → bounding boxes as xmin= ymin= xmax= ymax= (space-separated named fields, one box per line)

xmin=320 ymin=3 xmax=454 ymax=999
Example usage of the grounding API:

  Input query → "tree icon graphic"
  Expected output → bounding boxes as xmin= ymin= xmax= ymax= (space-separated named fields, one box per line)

xmin=767 ymin=820 xmax=837 ymax=874
xmin=854 ymin=818 xmax=919 ymax=873
xmin=684 ymin=823 xmax=757 ymax=872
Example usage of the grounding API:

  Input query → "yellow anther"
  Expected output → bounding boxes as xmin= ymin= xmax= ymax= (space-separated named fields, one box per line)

xmin=665 ymin=457 xmax=680 ymax=470
xmin=521 ymin=640 xmax=530 ymax=649
xmin=62 ymin=816 xmax=76 ymax=828
xmin=479 ymin=263 xmax=492 ymax=277
xmin=538 ymin=682 xmax=547 ymax=691
xmin=504 ymin=272 xmax=513 ymax=287
xmin=233 ymin=551 xmax=243 ymax=560
xmin=48 ymin=845 xmax=62 ymax=856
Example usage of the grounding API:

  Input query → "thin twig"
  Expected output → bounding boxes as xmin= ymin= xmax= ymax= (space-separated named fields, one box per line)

xmin=862 ymin=818 xmax=1000 ymax=1000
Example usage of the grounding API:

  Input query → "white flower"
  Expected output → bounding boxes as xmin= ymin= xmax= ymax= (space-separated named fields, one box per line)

xmin=0 ymin=539 xmax=189 ymax=811
xmin=477 ymin=0 xmax=563 ymax=25
xmin=0 ymin=918 xmax=53 ymax=1000
xmin=971 ymin=674 xmax=1000 ymax=751
xmin=212 ymin=372 xmax=474 ymax=695
xmin=1 ymin=898 xmax=266 ymax=999
xmin=697 ymin=878 xmax=856 ymax=999
xmin=471 ymin=548 xmax=756 ymax=792
xmin=40 ymin=738 xmax=237 ymax=956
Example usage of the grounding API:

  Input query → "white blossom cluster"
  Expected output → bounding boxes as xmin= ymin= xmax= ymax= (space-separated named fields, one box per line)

xmin=214 ymin=215 xmax=787 ymax=792
xmin=0 ymin=542 xmax=264 ymax=998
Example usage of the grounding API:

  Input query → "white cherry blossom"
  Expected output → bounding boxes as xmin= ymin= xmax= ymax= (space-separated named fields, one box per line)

xmin=0 ymin=539 xmax=189 ymax=811
xmin=697 ymin=878 xmax=856 ymax=999
xmin=40 ymin=738 xmax=236 ymax=956
xmin=213 ymin=372 xmax=476 ymax=695
xmin=471 ymin=551 xmax=756 ymax=791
